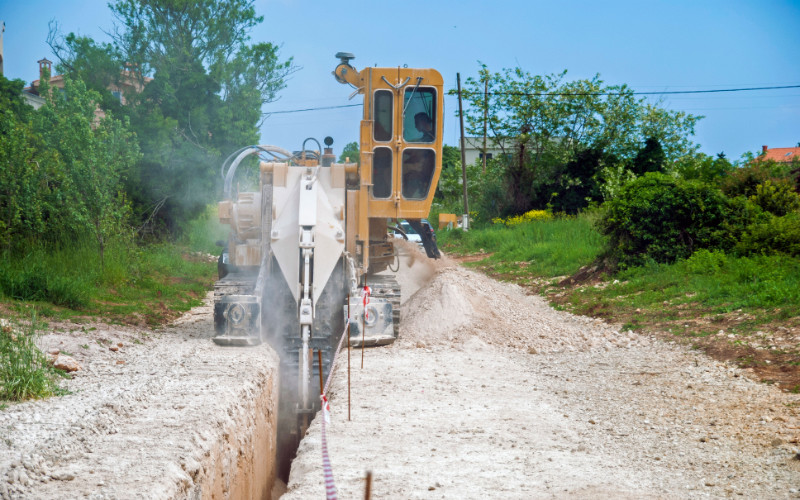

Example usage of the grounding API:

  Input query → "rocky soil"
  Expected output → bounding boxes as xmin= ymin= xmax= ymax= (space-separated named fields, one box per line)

xmin=283 ymin=248 xmax=800 ymax=499
xmin=0 ymin=297 xmax=280 ymax=499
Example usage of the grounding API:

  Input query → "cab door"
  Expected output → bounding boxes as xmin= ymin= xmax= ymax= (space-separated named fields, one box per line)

xmin=365 ymin=68 xmax=443 ymax=221
xmin=368 ymin=86 xmax=398 ymax=219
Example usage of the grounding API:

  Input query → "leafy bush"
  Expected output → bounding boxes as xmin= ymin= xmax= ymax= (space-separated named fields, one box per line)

xmin=748 ymin=180 xmax=800 ymax=217
xmin=598 ymin=173 xmax=729 ymax=267
xmin=718 ymin=161 xmax=794 ymax=198
xmin=0 ymin=74 xmax=139 ymax=257
xmin=683 ymin=248 xmax=728 ymax=275
xmin=737 ymin=213 xmax=800 ymax=257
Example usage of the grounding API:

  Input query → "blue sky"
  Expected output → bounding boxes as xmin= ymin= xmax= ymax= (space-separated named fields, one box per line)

xmin=2 ymin=0 xmax=799 ymax=160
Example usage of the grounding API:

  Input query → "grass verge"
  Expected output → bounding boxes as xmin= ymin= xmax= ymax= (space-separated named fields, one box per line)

xmin=437 ymin=214 xmax=606 ymax=280
xmin=440 ymin=217 xmax=800 ymax=391
xmin=1 ymin=210 xmax=222 ymax=404
xmin=0 ymin=238 xmax=217 ymax=327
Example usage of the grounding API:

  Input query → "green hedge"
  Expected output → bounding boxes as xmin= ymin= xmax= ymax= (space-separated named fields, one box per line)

xmin=598 ymin=173 xmax=729 ymax=267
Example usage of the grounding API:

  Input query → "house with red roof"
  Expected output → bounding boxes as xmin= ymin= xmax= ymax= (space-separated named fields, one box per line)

xmin=759 ymin=145 xmax=800 ymax=163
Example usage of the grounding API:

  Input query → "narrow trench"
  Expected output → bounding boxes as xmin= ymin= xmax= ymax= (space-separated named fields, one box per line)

xmin=271 ymin=360 xmax=324 ymax=496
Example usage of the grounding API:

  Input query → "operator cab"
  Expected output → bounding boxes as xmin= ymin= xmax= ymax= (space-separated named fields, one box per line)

xmin=371 ymin=86 xmax=438 ymax=203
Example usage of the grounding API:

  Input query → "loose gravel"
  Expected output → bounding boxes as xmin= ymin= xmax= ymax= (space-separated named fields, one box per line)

xmin=0 ymin=298 xmax=280 ymax=499
xmin=283 ymin=253 xmax=800 ymax=499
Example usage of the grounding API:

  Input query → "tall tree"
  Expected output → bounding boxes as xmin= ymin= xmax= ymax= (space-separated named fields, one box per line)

xmin=453 ymin=66 xmax=703 ymax=217
xmin=457 ymin=67 xmax=701 ymax=165
xmin=47 ymin=28 xmax=125 ymax=113
xmin=631 ymin=137 xmax=666 ymax=176
xmin=49 ymin=0 xmax=297 ymax=236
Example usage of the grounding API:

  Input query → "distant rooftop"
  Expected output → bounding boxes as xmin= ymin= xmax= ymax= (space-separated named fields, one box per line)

xmin=760 ymin=145 xmax=800 ymax=163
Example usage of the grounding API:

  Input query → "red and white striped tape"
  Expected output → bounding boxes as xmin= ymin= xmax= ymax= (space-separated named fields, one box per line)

xmin=320 ymin=394 xmax=337 ymax=499
xmin=317 ymin=314 xmax=352 ymax=499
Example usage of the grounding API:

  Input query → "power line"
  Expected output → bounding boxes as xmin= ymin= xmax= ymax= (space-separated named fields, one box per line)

xmin=264 ymin=84 xmax=800 ymax=115
xmin=266 ymin=103 xmax=361 ymax=114
xmin=622 ymin=84 xmax=800 ymax=95
xmin=450 ymin=84 xmax=800 ymax=97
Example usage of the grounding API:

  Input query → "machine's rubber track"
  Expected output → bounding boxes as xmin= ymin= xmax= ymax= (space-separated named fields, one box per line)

xmin=367 ymin=273 xmax=401 ymax=339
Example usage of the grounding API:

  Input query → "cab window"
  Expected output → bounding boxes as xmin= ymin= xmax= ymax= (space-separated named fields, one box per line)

xmin=373 ymin=90 xmax=392 ymax=142
xmin=372 ymin=147 xmax=392 ymax=199
xmin=401 ymin=148 xmax=435 ymax=200
xmin=402 ymin=87 xmax=436 ymax=143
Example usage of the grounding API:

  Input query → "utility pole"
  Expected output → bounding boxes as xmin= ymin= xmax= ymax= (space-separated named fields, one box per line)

xmin=457 ymin=73 xmax=469 ymax=231
xmin=482 ymin=74 xmax=488 ymax=174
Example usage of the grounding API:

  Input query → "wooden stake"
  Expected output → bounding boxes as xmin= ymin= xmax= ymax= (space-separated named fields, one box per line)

xmin=364 ymin=470 xmax=373 ymax=500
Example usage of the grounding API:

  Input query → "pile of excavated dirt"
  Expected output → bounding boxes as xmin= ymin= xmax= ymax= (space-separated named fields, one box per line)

xmin=399 ymin=260 xmax=619 ymax=354
xmin=282 ymin=248 xmax=800 ymax=499
xmin=1 ymin=294 xmax=280 ymax=499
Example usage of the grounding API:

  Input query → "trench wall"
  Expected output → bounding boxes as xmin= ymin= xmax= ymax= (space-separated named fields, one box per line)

xmin=186 ymin=359 xmax=279 ymax=500
xmin=0 ymin=298 xmax=281 ymax=500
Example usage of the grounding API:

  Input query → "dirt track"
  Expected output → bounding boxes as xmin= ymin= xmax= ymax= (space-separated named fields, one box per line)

xmin=282 ymin=250 xmax=800 ymax=499
xmin=2 ymin=246 xmax=800 ymax=499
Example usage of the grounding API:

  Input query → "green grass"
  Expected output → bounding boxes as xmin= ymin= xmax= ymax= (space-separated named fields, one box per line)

xmin=565 ymin=250 xmax=800 ymax=326
xmin=0 ymin=217 xmax=218 ymax=326
xmin=1 ymin=310 xmax=65 ymax=401
xmin=94 ymin=243 xmax=214 ymax=322
xmin=437 ymin=213 xmax=606 ymax=278
xmin=0 ymin=245 xmax=95 ymax=309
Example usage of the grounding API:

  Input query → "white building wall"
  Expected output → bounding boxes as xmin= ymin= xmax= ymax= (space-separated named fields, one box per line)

xmin=461 ymin=137 xmax=511 ymax=166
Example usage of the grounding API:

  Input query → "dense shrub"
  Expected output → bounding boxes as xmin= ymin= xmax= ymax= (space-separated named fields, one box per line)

xmin=711 ymin=195 xmax=769 ymax=252
xmin=719 ymin=161 xmax=794 ymax=198
xmin=0 ymin=74 xmax=139 ymax=255
xmin=737 ymin=213 xmax=800 ymax=257
xmin=598 ymin=173 xmax=729 ymax=267
xmin=719 ymin=163 xmax=772 ymax=198
xmin=748 ymin=180 xmax=800 ymax=217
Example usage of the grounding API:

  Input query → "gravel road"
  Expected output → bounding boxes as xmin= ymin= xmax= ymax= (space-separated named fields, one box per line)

xmin=282 ymin=251 xmax=800 ymax=499
xmin=2 ymin=246 xmax=799 ymax=499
